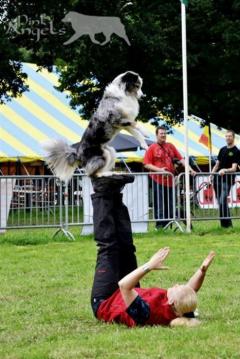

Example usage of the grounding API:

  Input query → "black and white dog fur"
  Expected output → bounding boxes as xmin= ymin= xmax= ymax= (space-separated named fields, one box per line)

xmin=43 ymin=71 xmax=148 ymax=182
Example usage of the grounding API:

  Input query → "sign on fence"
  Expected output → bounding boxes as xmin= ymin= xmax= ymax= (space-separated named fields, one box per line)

xmin=196 ymin=175 xmax=240 ymax=209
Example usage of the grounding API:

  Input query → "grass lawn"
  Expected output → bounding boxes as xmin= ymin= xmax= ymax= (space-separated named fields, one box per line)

xmin=0 ymin=222 xmax=240 ymax=359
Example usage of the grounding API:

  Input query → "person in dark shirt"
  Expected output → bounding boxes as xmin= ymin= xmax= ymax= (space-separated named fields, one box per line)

xmin=211 ymin=130 xmax=239 ymax=228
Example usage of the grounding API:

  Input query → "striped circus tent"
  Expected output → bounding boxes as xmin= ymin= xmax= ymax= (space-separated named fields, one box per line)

xmin=0 ymin=63 xmax=239 ymax=166
xmin=0 ymin=63 xmax=87 ymax=163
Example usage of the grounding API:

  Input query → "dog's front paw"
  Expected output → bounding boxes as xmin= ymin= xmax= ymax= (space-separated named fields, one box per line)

xmin=142 ymin=144 xmax=149 ymax=151
xmin=96 ymin=171 xmax=114 ymax=178
xmin=137 ymin=124 xmax=150 ymax=138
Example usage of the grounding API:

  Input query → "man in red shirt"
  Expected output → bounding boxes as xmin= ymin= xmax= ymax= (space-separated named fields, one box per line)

xmin=144 ymin=126 xmax=195 ymax=229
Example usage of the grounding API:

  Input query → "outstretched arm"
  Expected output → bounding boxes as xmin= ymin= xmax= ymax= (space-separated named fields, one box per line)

xmin=118 ymin=247 xmax=170 ymax=307
xmin=187 ymin=251 xmax=215 ymax=292
xmin=144 ymin=163 xmax=169 ymax=172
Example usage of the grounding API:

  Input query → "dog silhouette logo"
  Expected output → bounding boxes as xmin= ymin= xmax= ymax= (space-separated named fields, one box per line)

xmin=62 ymin=12 xmax=130 ymax=46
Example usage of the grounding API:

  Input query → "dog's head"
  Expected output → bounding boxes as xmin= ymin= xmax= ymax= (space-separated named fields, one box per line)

xmin=62 ymin=11 xmax=76 ymax=23
xmin=112 ymin=71 xmax=143 ymax=99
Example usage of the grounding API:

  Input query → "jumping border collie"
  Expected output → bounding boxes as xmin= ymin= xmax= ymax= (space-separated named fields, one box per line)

xmin=43 ymin=71 xmax=148 ymax=182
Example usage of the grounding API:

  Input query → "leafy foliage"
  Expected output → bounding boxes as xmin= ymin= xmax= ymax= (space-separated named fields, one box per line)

xmin=1 ymin=0 xmax=240 ymax=130
xmin=0 ymin=1 xmax=28 ymax=103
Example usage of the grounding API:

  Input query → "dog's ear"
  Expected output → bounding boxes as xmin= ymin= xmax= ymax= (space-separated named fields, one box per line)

xmin=121 ymin=71 xmax=139 ymax=84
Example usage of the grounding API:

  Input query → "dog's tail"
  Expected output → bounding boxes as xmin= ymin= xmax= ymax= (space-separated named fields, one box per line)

xmin=42 ymin=139 xmax=79 ymax=182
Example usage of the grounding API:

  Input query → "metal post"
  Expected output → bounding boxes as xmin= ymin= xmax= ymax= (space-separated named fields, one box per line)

xmin=181 ymin=3 xmax=191 ymax=232
xmin=53 ymin=180 xmax=75 ymax=240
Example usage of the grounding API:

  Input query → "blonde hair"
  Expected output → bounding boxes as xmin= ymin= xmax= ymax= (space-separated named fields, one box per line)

xmin=169 ymin=285 xmax=199 ymax=328
xmin=172 ymin=285 xmax=197 ymax=316
xmin=170 ymin=317 xmax=200 ymax=328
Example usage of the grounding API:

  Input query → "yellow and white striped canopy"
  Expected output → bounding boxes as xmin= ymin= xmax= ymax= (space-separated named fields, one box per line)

xmin=0 ymin=63 xmax=239 ymax=164
xmin=0 ymin=63 xmax=88 ymax=162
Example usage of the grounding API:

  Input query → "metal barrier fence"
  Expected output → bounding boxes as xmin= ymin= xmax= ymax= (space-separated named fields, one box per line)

xmin=177 ymin=172 xmax=240 ymax=223
xmin=0 ymin=175 xmax=63 ymax=228
xmin=0 ymin=172 xmax=179 ymax=236
xmin=1 ymin=172 xmax=239 ymax=236
xmin=79 ymin=172 xmax=179 ymax=234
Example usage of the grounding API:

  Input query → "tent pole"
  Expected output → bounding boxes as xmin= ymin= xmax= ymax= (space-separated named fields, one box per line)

xmin=181 ymin=2 xmax=191 ymax=233
xmin=208 ymin=123 xmax=212 ymax=173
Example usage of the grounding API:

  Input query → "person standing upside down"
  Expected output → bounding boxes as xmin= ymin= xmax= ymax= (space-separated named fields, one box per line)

xmin=92 ymin=244 xmax=215 ymax=327
xmin=90 ymin=175 xmax=215 ymax=327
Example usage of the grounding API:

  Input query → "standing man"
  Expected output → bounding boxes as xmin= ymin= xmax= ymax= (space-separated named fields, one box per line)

xmin=144 ymin=126 xmax=195 ymax=229
xmin=210 ymin=130 xmax=239 ymax=228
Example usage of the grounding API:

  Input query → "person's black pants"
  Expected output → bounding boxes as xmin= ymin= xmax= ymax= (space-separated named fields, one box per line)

xmin=91 ymin=192 xmax=138 ymax=316
xmin=153 ymin=182 xmax=174 ymax=228
xmin=213 ymin=176 xmax=233 ymax=228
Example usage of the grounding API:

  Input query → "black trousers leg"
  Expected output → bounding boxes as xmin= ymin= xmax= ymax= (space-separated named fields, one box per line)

xmin=153 ymin=181 xmax=167 ymax=227
xmin=214 ymin=177 xmax=232 ymax=228
xmin=90 ymin=175 xmax=137 ymax=315
xmin=113 ymin=194 xmax=138 ymax=280
xmin=91 ymin=193 xmax=120 ymax=307
xmin=153 ymin=182 xmax=173 ymax=228
xmin=163 ymin=185 xmax=173 ymax=225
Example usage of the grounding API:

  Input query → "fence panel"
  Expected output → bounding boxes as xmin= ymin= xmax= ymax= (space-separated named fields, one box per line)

xmin=0 ymin=176 xmax=63 ymax=230
xmin=0 ymin=172 xmax=177 ymax=233
xmin=177 ymin=172 xmax=240 ymax=222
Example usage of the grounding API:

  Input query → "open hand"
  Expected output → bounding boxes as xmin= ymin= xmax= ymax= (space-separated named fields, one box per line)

xmin=219 ymin=169 xmax=226 ymax=176
xmin=190 ymin=169 xmax=197 ymax=176
xmin=200 ymin=251 xmax=215 ymax=273
xmin=161 ymin=167 xmax=168 ymax=171
xmin=148 ymin=247 xmax=170 ymax=270
xmin=142 ymin=143 xmax=149 ymax=151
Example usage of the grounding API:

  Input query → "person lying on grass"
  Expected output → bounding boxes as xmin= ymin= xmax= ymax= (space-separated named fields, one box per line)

xmin=93 ymin=248 xmax=215 ymax=327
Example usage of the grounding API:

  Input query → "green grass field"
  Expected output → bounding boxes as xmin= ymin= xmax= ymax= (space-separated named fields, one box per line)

xmin=0 ymin=222 xmax=240 ymax=359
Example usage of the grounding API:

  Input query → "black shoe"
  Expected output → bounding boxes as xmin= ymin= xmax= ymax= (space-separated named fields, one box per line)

xmin=91 ymin=174 xmax=135 ymax=193
xmin=220 ymin=220 xmax=233 ymax=228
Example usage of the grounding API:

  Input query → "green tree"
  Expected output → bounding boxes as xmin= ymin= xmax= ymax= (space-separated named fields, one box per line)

xmin=1 ymin=0 xmax=240 ymax=131
xmin=0 ymin=1 xmax=28 ymax=103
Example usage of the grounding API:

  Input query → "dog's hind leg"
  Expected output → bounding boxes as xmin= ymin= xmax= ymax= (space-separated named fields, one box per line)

xmin=85 ymin=156 xmax=106 ymax=177
xmin=99 ymin=32 xmax=112 ymax=46
xmin=95 ymin=147 xmax=115 ymax=177
xmin=106 ymin=146 xmax=116 ymax=169
xmin=104 ymin=145 xmax=124 ymax=176
xmin=89 ymin=34 xmax=102 ymax=45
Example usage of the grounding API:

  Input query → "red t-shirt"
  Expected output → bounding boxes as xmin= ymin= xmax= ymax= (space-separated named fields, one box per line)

xmin=97 ymin=287 xmax=177 ymax=327
xmin=144 ymin=143 xmax=183 ymax=187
